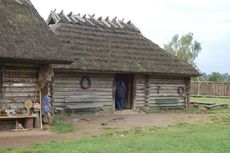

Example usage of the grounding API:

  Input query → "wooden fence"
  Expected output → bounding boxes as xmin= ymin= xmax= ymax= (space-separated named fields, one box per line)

xmin=191 ymin=81 xmax=230 ymax=97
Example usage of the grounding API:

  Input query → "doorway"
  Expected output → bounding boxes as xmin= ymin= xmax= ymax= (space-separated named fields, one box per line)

xmin=115 ymin=74 xmax=134 ymax=109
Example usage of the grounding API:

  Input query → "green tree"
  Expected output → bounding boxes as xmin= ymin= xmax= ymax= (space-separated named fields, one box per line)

xmin=164 ymin=33 xmax=202 ymax=65
xmin=208 ymin=72 xmax=223 ymax=82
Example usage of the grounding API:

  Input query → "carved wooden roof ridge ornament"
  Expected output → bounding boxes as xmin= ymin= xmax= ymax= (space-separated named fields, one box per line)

xmin=49 ymin=10 xmax=140 ymax=32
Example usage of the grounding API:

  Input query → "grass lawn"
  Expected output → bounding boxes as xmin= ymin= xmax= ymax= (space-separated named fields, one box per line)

xmin=1 ymin=115 xmax=230 ymax=153
xmin=191 ymin=97 xmax=230 ymax=103
xmin=189 ymin=97 xmax=230 ymax=113
xmin=52 ymin=117 xmax=74 ymax=134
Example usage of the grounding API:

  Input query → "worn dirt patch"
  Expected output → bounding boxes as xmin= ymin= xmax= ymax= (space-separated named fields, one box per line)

xmin=0 ymin=111 xmax=212 ymax=148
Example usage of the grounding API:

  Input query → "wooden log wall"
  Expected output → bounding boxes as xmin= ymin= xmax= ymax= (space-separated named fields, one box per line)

xmin=135 ymin=75 xmax=188 ymax=108
xmin=134 ymin=75 xmax=146 ymax=108
xmin=2 ymin=66 xmax=39 ymax=108
xmin=149 ymin=76 xmax=187 ymax=107
xmin=53 ymin=72 xmax=114 ymax=110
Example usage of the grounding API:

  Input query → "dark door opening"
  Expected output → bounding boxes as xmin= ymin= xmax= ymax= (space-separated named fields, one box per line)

xmin=115 ymin=74 xmax=134 ymax=109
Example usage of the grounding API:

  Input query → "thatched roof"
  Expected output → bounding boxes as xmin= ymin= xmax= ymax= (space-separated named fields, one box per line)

xmin=48 ymin=11 xmax=200 ymax=76
xmin=0 ymin=0 xmax=72 ymax=64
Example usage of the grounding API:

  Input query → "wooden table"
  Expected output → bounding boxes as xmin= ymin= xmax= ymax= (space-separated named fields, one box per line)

xmin=0 ymin=115 xmax=37 ymax=131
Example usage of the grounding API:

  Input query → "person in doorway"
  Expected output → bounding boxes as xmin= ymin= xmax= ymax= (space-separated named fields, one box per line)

xmin=41 ymin=94 xmax=52 ymax=124
xmin=116 ymin=79 xmax=126 ymax=111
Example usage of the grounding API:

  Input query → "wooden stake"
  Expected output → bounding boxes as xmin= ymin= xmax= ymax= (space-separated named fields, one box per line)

xmin=39 ymin=87 xmax=43 ymax=130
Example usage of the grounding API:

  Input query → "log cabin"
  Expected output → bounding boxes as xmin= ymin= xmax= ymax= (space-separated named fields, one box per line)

xmin=47 ymin=11 xmax=200 ymax=112
xmin=0 ymin=1 xmax=72 ymax=115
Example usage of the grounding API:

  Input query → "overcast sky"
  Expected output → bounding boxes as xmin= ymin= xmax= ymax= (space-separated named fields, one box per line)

xmin=31 ymin=0 xmax=230 ymax=74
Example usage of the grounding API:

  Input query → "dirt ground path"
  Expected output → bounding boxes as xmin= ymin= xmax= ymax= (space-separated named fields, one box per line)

xmin=0 ymin=111 xmax=211 ymax=148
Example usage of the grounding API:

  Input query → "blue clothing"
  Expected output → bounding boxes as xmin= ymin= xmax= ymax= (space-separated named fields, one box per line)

xmin=116 ymin=97 xmax=124 ymax=111
xmin=116 ymin=82 xmax=126 ymax=98
xmin=116 ymin=81 xmax=126 ymax=111
xmin=42 ymin=95 xmax=50 ymax=114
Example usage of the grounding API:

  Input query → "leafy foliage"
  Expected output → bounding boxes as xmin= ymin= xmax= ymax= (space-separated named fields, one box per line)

xmin=164 ymin=33 xmax=202 ymax=65
xmin=201 ymin=72 xmax=230 ymax=82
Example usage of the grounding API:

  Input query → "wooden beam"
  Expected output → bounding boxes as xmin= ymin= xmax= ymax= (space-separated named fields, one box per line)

xmin=144 ymin=75 xmax=150 ymax=107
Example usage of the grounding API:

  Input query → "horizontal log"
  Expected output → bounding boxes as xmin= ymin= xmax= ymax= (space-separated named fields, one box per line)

xmin=4 ymin=93 xmax=35 ymax=97
xmin=3 ymin=75 xmax=38 ymax=79
xmin=53 ymin=103 xmax=66 ymax=107
xmin=151 ymin=86 xmax=182 ymax=90
xmin=136 ymin=81 xmax=145 ymax=84
xmin=135 ymin=103 xmax=145 ymax=107
xmin=135 ymin=93 xmax=145 ymax=96
xmin=54 ymin=81 xmax=113 ymax=86
xmin=150 ymin=80 xmax=185 ymax=84
xmin=4 ymin=88 xmax=37 ymax=92
xmin=54 ymin=98 xmax=112 ymax=102
xmin=150 ymin=84 xmax=185 ymax=87
xmin=54 ymin=73 xmax=113 ymax=78
xmin=136 ymin=87 xmax=146 ymax=90
xmin=135 ymin=97 xmax=145 ymax=101
xmin=53 ymin=101 xmax=112 ymax=107
xmin=3 ymin=83 xmax=37 ymax=87
xmin=54 ymin=91 xmax=112 ymax=96
xmin=4 ymin=69 xmax=38 ymax=73
xmin=54 ymin=87 xmax=113 ymax=92
xmin=53 ymin=99 xmax=65 ymax=103
xmin=54 ymin=92 xmax=113 ymax=97
xmin=54 ymin=77 xmax=113 ymax=81
xmin=54 ymin=78 xmax=113 ymax=83
xmin=135 ymin=90 xmax=145 ymax=93
xmin=150 ymin=76 xmax=185 ymax=80
xmin=150 ymin=94 xmax=184 ymax=97
xmin=66 ymin=97 xmax=112 ymax=102
xmin=150 ymin=91 xmax=181 ymax=94
xmin=54 ymin=93 xmax=113 ymax=99
xmin=135 ymin=101 xmax=145 ymax=104
xmin=148 ymin=103 xmax=185 ymax=107
xmin=149 ymin=100 xmax=184 ymax=104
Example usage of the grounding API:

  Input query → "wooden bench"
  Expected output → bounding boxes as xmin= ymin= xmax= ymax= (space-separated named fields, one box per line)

xmin=154 ymin=98 xmax=182 ymax=109
xmin=205 ymin=104 xmax=229 ymax=109
xmin=0 ymin=114 xmax=37 ymax=131
xmin=65 ymin=94 xmax=103 ymax=113
xmin=190 ymin=101 xmax=215 ymax=106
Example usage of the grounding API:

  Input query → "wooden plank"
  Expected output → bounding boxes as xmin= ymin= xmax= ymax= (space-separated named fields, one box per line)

xmin=54 ymin=92 xmax=113 ymax=98
xmin=4 ymin=88 xmax=38 ymax=92
xmin=205 ymin=104 xmax=229 ymax=109
xmin=53 ymin=87 xmax=113 ymax=91
xmin=54 ymin=78 xmax=113 ymax=83
xmin=54 ymin=91 xmax=112 ymax=96
xmin=149 ymin=103 xmax=185 ymax=107
xmin=54 ymin=73 xmax=113 ymax=78
xmin=3 ymin=83 xmax=37 ymax=87
xmin=190 ymin=101 xmax=215 ymax=105
xmin=150 ymin=94 xmax=183 ymax=97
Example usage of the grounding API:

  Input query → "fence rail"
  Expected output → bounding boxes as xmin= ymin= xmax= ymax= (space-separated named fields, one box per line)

xmin=191 ymin=81 xmax=230 ymax=97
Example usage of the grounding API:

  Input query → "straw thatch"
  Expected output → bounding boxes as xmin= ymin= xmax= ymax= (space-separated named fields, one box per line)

xmin=48 ymin=11 xmax=199 ymax=76
xmin=0 ymin=0 xmax=72 ymax=64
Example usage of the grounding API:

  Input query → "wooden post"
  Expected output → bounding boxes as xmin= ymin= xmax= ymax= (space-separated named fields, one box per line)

xmin=197 ymin=82 xmax=201 ymax=96
xmin=112 ymin=74 xmax=116 ymax=111
xmin=144 ymin=75 xmax=150 ymax=107
xmin=185 ymin=77 xmax=191 ymax=108
xmin=132 ymin=74 xmax=137 ymax=109
xmin=50 ymin=78 xmax=55 ymax=114
xmin=39 ymin=87 xmax=43 ymax=130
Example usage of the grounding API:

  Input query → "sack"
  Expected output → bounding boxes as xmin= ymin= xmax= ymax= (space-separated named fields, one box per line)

xmin=33 ymin=103 xmax=41 ymax=109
